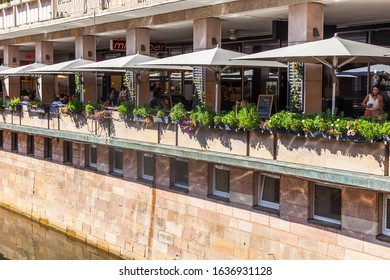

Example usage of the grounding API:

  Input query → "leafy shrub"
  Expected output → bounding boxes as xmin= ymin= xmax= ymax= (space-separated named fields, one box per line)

xmin=190 ymin=106 xmax=215 ymax=126
xmin=221 ymin=110 xmax=238 ymax=128
xmin=236 ymin=103 xmax=260 ymax=130
xmin=156 ymin=107 xmax=169 ymax=118
xmin=213 ymin=111 xmax=227 ymax=125
xmin=170 ymin=103 xmax=187 ymax=122
xmin=133 ymin=105 xmax=152 ymax=118
xmin=67 ymin=100 xmax=83 ymax=114
xmin=117 ymin=101 xmax=134 ymax=117
xmin=8 ymin=97 xmax=20 ymax=111
xmin=85 ymin=101 xmax=101 ymax=116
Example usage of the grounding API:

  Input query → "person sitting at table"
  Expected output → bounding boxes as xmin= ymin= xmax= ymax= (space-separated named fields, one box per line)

xmin=149 ymin=90 xmax=160 ymax=108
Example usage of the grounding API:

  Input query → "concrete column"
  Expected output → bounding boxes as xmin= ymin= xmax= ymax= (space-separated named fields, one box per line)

xmin=193 ymin=17 xmax=221 ymax=111
xmin=75 ymin=35 xmax=96 ymax=102
xmin=126 ymin=28 xmax=150 ymax=106
xmin=288 ymin=3 xmax=324 ymax=113
xmin=3 ymin=45 xmax=20 ymax=99
xmin=35 ymin=41 xmax=55 ymax=102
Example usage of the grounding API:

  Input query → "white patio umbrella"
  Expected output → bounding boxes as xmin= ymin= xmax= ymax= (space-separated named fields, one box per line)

xmin=139 ymin=46 xmax=287 ymax=112
xmin=29 ymin=58 xmax=95 ymax=74
xmin=342 ymin=64 xmax=390 ymax=76
xmin=74 ymin=53 xmax=192 ymax=106
xmin=27 ymin=58 xmax=95 ymax=102
xmin=234 ymin=34 xmax=390 ymax=114
xmin=0 ymin=62 xmax=47 ymax=76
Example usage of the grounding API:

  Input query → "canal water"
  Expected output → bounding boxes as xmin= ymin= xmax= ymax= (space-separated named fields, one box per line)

xmin=0 ymin=207 xmax=122 ymax=260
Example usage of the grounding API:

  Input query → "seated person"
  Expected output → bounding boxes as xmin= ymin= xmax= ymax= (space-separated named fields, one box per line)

xmin=60 ymin=94 xmax=69 ymax=104
xmin=149 ymin=90 xmax=160 ymax=108
xmin=108 ymin=88 xmax=118 ymax=107
xmin=51 ymin=96 xmax=63 ymax=107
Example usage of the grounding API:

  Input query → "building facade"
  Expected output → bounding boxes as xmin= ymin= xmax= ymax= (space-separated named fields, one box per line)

xmin=1 ymin=0 xmax=390 ymax=259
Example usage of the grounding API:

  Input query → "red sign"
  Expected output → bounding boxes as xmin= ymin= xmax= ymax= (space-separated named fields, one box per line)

xmin=150 ymin=43 xmax=165 ymax=52
xmin=110 ymin=39 xmax=126 ymax=51
xmin=25 ymin=53 xmax=35 ymax=60
xmin=109 ymin=40 xmax=166 ymax=52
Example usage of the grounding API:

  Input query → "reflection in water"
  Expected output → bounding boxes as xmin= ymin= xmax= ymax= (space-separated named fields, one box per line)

xmin=0 ymin=207 xmax=121 ymax=260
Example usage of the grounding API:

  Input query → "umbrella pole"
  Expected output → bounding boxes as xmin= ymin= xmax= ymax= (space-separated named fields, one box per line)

xmin=215 ymin=72 xmax=221 ymax=113
xmin=136 ymin=72 xmax=140 ymax=107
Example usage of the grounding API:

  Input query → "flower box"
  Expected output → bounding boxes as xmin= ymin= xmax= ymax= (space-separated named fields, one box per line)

xmin=270 ymin=128 xmax=304 ymax=137
xmin=152 ymin=115 xmax=170 ymax=123
xmin=336 ymin=133 xmax=382 ymax=143
xmin=215 ymin=123 xmax=237 ymax=131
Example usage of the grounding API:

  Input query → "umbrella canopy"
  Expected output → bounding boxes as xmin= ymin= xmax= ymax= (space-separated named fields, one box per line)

xmin=73 ymin=53 xmax=192 ymax=72
xmin=342 ymin=64 xmax=390 ymax=76
xmin=234 ymin=34 xmax=390 ymax=114
xmin=29 ymin=58 xmax=95 ymax=74
xmin=140 ymin=46 xmax=286 ymax=70
xmin=0 ymin=62 xmax=47 ymax=76
xmin=139 ymin=46 xmax=286 ymax=112
xmin=0 ymin=66 xmax=11 ymax=73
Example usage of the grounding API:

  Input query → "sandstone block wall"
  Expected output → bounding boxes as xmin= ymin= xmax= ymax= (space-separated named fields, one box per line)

xmin=0 ymin=131 xmax=390 ymax=260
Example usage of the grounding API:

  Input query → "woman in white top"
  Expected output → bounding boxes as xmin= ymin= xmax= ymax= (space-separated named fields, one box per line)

xmin=362 ymin=85 xmax=383 ymax=117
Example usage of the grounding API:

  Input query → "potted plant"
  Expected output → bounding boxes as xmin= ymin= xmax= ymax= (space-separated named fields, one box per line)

xmin=221 ymin=109 xmax=239 ymax=130
xmin=85 ymin=101 xmax=101 ymax=117
xmin=170 ymin=103 xmax=187 ymax=123
xmin=236 ymin=103 xmax=260 ymax=131
xmin=117 ymin=101 xmax=134 ymax=119
xmin=152 ymin=107 xmax=170 ymax=123
xmin=189 ymin=106 xmax=215 ymax=127
xmin=8 ymin=97 xmax=21 ymax=111
xmin=382 ymin=122 xmax=390 ymax=144
xmin=133 ymin=105 xmax=152 ymax=123
xmin=67 ymin=100 xmax=83 ymax=114
xmin=213 ymin=111 xmax=227 ymax=129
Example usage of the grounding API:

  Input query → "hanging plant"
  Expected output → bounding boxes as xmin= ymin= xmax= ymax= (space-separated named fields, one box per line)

xmin=124 ymin=70 xmax=135 ymax=103
xmin=74 ymin=72 xmax=84 ymax=100
xmin=289 ymin=62 xmax=303 ymax=112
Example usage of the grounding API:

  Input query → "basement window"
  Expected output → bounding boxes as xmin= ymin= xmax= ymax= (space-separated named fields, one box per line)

xmin=257 ymin=174 xmax=280 ymax=212
xmin=311 ymin=184 xmax=341 ymax=226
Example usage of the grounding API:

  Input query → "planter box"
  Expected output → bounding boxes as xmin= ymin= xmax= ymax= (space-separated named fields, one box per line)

xmin=215 ymin=123 xmax=237 ymax=131
xmin=177 ymin=126 xmax=247 ymax=156
xmin=276 ymin=134 xmax=385 ymax=175
xmin=336 ymin=133 xmax=381 ymax=143
xmin=270 ymin=128 xmax=305 ymax=137
xmin=152 ymin=115 xmax=170 ymax=123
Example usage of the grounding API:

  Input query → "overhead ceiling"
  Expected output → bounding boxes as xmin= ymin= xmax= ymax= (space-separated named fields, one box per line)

xmin=8 ymin=0 xmax=390 ymax=55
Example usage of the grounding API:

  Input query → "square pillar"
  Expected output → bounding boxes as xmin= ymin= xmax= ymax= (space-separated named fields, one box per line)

xmin=35 ymin=41 xmax=55 ymax=102
xmin=75 ymin=36 xmax=97 ymax=103
xmin=126 ymin=28 xmax=150 ymax=106
xmin=288 ymin=3 xmax=324 ymax=113
xmin=193 ymin=18 xmax=221 ymax=111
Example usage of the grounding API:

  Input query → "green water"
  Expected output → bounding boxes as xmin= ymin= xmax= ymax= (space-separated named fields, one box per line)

xmin=0 ymin=207 xmax=122 ymax=260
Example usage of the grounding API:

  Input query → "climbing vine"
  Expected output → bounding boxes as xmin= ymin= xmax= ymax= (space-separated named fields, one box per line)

xmin=289 ymin=62 xmax=303 ymax=112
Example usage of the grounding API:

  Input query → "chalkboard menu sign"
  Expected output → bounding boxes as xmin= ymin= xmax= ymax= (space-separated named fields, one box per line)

xmin=257 ymin=94 xmax=274 ymax=119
